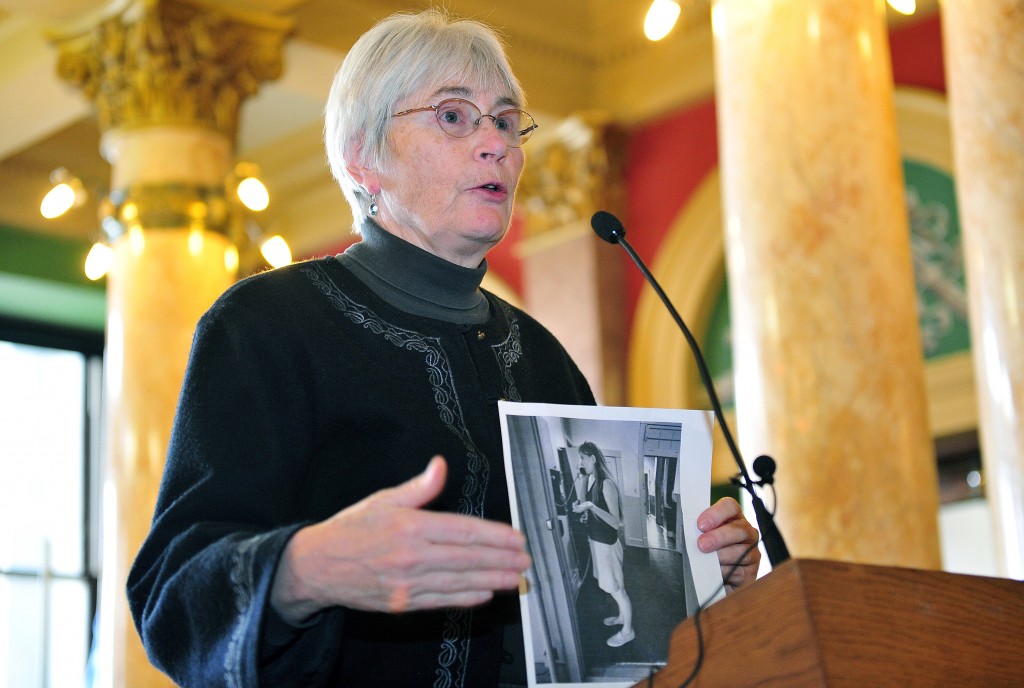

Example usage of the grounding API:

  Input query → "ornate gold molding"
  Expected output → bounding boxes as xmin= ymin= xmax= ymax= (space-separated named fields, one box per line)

xmin=516 ymin=112 xmax=626 ymax=236
xmin=101 ymin=182 xmax=232 ymax=237
xmin=51 ymin=0 xmax=294 ymax=140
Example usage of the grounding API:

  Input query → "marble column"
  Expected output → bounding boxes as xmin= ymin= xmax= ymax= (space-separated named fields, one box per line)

xmin=941 ymin=0 xmax=1024 ymax=579
xmin=516 ymin=114 xmax=628 ymax=406
xmin=52 ymin=2 xmax=292 ymax=685
xmin=711 ymin=0 xmax=941 ymax=567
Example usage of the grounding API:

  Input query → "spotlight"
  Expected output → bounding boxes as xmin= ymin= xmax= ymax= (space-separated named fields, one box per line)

xmin=241 ymin=217 xmax=292 ymax=269
xmin=84 ymin=242 xmax=113 ymax=281
xmin=40 ymin=168 xmax=87 ymax=219
xmin=887 ymin=0 xmax=916 ymax=15
xmin=260 ymin=235 xmax=292 ymax=268
xmin=233 ymin=162 xmax=269 ymax=212
xmin=237 ymin=176 xmax=270 ymax=212
xmin=645 ymin=0 xmax=681 ymax=41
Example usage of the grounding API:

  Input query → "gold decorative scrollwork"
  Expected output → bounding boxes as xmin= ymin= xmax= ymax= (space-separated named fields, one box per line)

xmin=517 ymin=112 xmax=626 ymax=236
xmin=101 ymin=182 xmax=231 ymax=238
xmin=52 ymin=0 xmax=294 ymax=139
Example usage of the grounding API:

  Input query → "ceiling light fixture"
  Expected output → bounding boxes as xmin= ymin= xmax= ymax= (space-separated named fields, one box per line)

xmin=40 ymin=168 xmax=88 ymax=219
xmin=645 ymin=0 xmax=682 ymax=42
xmin=887 ymin=0 xmax=916 ymax=15
xmin=84 ymin=242 xmax=114 ymax=281
xmin=237 ymin=176 xmax=270 ymax=212
xmin=239 ymin=216 xmax=292 ymax=269
xmin=42 ymin=162 xmax=290 ymax=280
xmin=233 ymin=162 xmax=271 ymax=212
xmin=259 ymin=234 xmax=292 ymax=268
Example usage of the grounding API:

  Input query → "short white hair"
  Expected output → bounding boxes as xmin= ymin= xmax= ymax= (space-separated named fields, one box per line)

xmin=324 ymin=9 xmax=525 ymax=232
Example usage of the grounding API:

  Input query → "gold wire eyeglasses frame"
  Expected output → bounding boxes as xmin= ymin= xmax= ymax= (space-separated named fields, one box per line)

xmin=392 ymin=98 xmax=538 ymax=147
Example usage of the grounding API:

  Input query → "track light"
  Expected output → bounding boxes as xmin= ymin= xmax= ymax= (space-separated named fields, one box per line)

xmin=237 ymin=176 xmax=270 ymax=212
xmin=232 ymin=163 xmax=291 ymax=269
xmin=42 ymin=162 xmax=290 ymax=278
xmin=240 ymin=217 xmax=292 ymax=269
xmin=233 ymin=162 xmax=270 ymax=212
xmin=259 ymin=235 xmax=292 ymax=268
xmin=887 ymin=0 xmax=916 ymax=15
xmin=84 ymin=242 xmax=114 ymax=281
xmin=40 ymin=168 xmax=87 ymax=219
xmin=645 ymin=0 xmax=681 ymax=41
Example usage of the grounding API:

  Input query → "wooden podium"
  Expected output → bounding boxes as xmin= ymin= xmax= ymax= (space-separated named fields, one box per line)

xmin=635 ymin=558 xmax=1024 ymax=687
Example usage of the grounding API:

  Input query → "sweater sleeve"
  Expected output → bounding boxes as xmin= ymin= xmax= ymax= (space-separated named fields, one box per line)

xmin=126 ymin=288 xmax=344 ymax=688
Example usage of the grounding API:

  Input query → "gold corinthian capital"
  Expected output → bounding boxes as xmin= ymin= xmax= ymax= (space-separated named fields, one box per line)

xmin=50 ymin=0 xmax=294 ymax=139
xmin=516 ymin=112 xmax=626 ymax=237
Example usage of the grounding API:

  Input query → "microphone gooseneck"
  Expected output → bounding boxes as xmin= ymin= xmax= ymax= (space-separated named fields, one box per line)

xmin=591 ymin=210 xmax=790 ymax=567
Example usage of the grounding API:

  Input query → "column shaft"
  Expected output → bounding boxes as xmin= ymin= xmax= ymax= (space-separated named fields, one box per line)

xmin=942 ymin=0 xmax=1024 ymax=578
xmin=99 ymin=127 xmax=237 ymax=687
xmin=712 ymin=0 xmax=940 ymax=566
xmin=52 ymin=2 xmax=293 ymax=684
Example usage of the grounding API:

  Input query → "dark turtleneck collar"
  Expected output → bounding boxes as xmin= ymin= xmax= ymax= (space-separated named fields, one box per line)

xmin=336 ymin=219 xmax=491 ymax=324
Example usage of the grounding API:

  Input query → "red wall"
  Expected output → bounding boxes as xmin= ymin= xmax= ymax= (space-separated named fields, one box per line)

xmin=622 ymin=99 xmax=719 ymax=333
xmin=618 ymin=12 xmax=946 ymax=334
xmin=486 ymin=213 xmax=524 ymax=295
xmin=889 ymin=13 xmax=947 ymax=93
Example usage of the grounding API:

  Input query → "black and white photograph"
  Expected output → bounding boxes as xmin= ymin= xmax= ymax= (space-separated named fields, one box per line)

xmin=499 ymin=402 xmax=725 ymax=688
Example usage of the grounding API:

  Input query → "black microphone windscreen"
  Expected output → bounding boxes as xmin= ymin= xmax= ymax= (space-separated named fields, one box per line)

xmin=591 ymin=211 xmax=625 ymax=244
xmin=752 ymin=454 xmax=777 ymax=484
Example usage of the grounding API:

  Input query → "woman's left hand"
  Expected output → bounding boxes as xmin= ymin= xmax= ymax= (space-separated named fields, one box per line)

xmin=571 ymin=500 xmax=594 ymax=513
xmin=695 ymin=497 xmax=761 ymax=592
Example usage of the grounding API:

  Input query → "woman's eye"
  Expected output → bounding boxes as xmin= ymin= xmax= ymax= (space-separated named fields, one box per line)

xmin=441 ymin=110 xmax=461 ymax=124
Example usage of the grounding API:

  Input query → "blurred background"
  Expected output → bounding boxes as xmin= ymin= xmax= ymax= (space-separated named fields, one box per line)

xmin=3 ymin=1 xmax=1016 ymax=687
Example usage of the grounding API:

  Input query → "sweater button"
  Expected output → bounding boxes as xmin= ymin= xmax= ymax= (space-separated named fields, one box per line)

xmin=476 ymin=330 xmax=486 ymax=341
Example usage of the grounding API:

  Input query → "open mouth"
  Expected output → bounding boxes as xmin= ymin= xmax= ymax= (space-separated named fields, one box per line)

xmin=478 ymin=182 xmax=506 ymax=193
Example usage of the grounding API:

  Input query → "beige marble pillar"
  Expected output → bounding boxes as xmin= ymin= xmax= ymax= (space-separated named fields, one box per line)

xmin=712 ymin=0 xmax=940 ymax=567
xmin=941 ymin=1 xmax=1024 ymax=579
xmin=52 ymin=2 xmax=292 ymax=685
xmin=516 ymin=114 xmax=628 ymax=406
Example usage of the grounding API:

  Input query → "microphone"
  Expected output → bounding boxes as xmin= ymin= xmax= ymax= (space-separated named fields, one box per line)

xmin=591 ymin=210 xmax=790 ymax=567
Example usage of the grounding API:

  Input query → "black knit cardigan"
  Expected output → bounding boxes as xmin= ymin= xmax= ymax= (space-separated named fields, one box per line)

xmin=127 ymin=256 xmax=595 ymax=687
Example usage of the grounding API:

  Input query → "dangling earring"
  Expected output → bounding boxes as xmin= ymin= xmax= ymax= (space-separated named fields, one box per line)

xmin=368 ymin=194 xmax=379 ymax=217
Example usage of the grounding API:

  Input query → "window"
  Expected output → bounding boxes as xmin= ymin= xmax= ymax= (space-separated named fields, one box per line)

xmin=0 ymin=318 xmax=103 ymax=688
xmin=936 ymin=431 xmax=998 ymax=577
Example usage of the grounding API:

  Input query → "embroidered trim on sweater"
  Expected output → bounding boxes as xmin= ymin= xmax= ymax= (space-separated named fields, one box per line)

xmin=304 ymin=262 xmax=523 ymax=688
xmin=492 ymin=300 xmax=523 ymax=403
xmin=225 ymin=534 xmax=262 ymax=688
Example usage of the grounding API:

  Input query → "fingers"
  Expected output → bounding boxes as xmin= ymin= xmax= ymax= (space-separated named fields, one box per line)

xmin=330 ymin=518 xmax=530 ymax=614
xmin=696 ymin=497 xmax=757 ymax=553
xmin=696 ymin=496 xmax=744 ymax=533
xmin=378 ymin=514 xmax=530 ymax=571
xmin=369 ymin=456 xmax=524 ymax=551
xmin=695 ymin=496 xmax=763 ymax=591
xmin=396 ymin=507 xmax=526 ymax=553
xmin=374 ymin=545 xmax=528 ymax=613
xmin=280 ymin=463 xmax=532 ymax=617
xmin=378 ymin=455 xmax=448 ymax=510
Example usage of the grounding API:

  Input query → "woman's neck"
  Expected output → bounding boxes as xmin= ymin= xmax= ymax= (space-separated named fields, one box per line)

xmin=337 ymin=219 xmax=490 ymax=324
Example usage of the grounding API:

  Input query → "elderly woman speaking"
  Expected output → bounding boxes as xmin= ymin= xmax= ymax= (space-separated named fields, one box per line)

xmin=128 ymin=9 xmax=760 ymax=688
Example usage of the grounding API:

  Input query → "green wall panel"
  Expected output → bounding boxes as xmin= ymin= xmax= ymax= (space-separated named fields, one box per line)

xmin=0 ymin=223 xmax=105 ymax=332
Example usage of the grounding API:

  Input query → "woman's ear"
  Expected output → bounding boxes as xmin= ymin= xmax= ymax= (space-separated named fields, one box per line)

xmin=345 ymin=142 xmax=381 ymax=195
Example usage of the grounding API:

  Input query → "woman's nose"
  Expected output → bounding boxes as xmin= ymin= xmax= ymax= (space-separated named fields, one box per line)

xmin=473 ymin=117 xmax=511 ymax=156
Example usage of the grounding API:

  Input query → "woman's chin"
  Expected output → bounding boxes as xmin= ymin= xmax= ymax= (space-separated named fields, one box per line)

xmin=460 ymin=221 xmax=510 ymax=250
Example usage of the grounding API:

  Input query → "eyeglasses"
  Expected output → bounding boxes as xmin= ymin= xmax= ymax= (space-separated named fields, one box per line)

xmin=392 ymin=98 xmax=538 ymax=147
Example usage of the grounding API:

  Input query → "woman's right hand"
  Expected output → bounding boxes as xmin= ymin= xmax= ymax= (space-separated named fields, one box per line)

xmin=269 ymin=456 xmax=531 ymax=625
